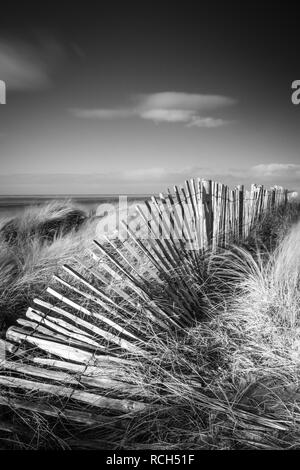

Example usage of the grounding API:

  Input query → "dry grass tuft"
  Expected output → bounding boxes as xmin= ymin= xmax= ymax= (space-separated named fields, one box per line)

xmin=0 ymin=200 xmax=87 ymax=245
xmin=0 ymin=201 xmax=95 ymax=331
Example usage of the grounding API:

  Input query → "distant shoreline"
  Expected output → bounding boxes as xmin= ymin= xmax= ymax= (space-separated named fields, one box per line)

xmin=0 ymin=195 xmax=151 ymax=220
xmin=0 ymin=194 xmax=151 ymax=207
xmin=0 ymin=194 xmax=152 ymax=198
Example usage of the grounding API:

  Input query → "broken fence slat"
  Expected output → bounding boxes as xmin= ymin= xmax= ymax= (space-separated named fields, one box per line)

xmin=0 ymin=375 xmax=148 ymax=413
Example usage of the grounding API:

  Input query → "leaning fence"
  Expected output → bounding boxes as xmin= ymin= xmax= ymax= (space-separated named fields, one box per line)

xmin=0 ymin=178 xmax=290 ymax=440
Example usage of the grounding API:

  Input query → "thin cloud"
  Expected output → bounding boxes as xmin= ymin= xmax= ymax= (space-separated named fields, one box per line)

xmin=0 ymin=166 xmax=255 ymax=189
xmin=137 ymin=92 xmax=236 ymax=111
xmin=249 ymin=163 xmax=300 ymax=193
xmin=2 ymin=163 xmax=298 ymax=186
xmin=0 ymin=37 xmax=65 ymax=91
xmin=71 ymin=108 xmax=135 ymax=119
xmin=70 ymin=91 xmax=237 ymax=128
xmin=251 ymin=163 xmax=300 ymax=178
xmin=1 ymin=163 xmax=299 ymax=195
xmin=139 ymin=108 xmax=195 ymax=123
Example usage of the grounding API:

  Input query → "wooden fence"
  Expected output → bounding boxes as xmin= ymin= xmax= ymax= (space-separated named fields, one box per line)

xmin=0 ymin=178 xmax=290 ymax=441
xmin=127 ymin=179 xmax=288 ymax=250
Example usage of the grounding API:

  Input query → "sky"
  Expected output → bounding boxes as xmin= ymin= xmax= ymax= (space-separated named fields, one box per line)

xmin=0 ymin=2 xmax=299 ymax=195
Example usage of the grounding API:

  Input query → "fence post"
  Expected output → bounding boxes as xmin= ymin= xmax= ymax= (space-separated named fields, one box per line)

xmin=237 ymin=185 xmax=244 ymax=241
xmin=202 ymin=179 xmax=213 ymax=248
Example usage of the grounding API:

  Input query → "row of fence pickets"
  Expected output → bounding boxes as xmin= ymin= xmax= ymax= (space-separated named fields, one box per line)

xmin=129 ymin=180 xmax=288 ymax=251
xmin=0 ymin=178 xmax=290 ymax=429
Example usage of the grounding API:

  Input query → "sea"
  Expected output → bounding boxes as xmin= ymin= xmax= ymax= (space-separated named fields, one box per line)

xmin=0 ymin=194 xmax=151 ymax=219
